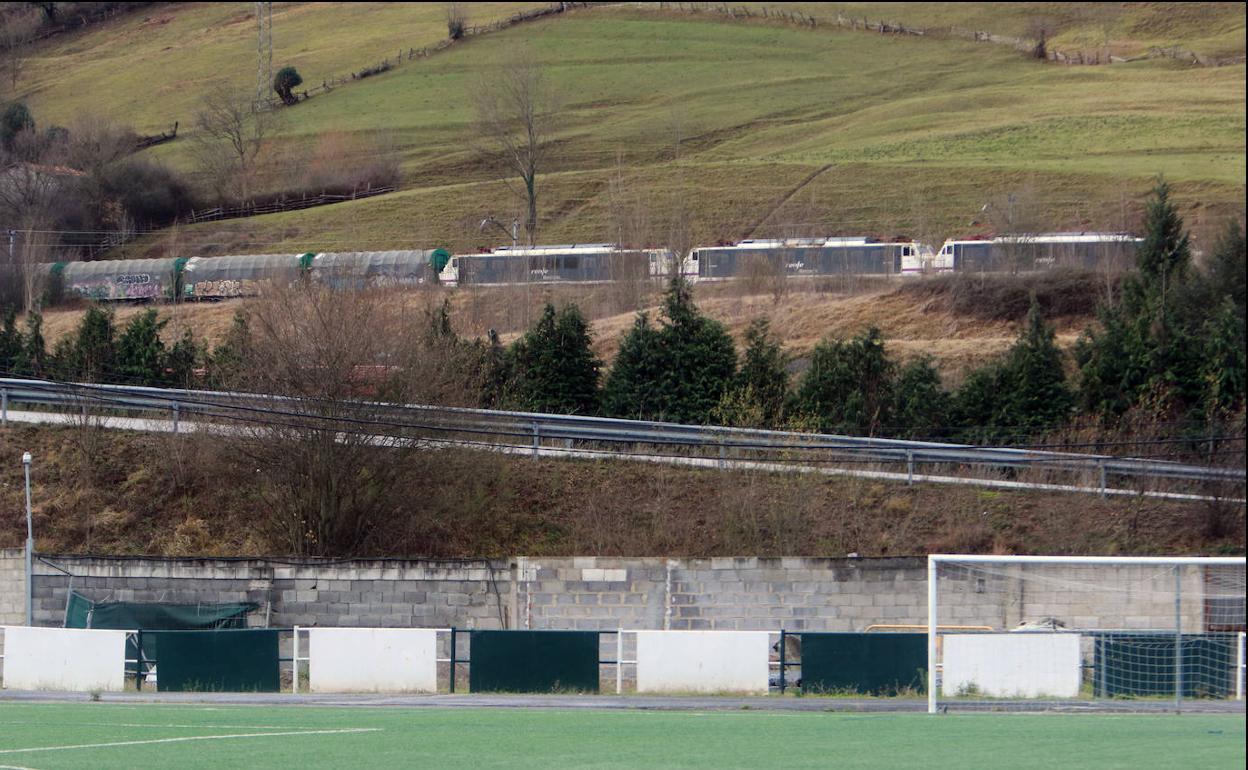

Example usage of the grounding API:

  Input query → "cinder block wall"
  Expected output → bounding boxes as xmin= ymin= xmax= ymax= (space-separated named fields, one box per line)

xmin=0 ymin=548 xmax=25 ymax=625
xmin=28 ymin=554 xmax=1216 ymax=632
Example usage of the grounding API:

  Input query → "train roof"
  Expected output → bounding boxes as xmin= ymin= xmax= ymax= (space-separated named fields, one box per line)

xmin=455 ymin=244 xmax=669 ymax=258
xmin=60 ymin=258 xmax=180 ymax=279
xmin=182 ymin=253 xmax=302 ymax=281
xmin=312 ymin=250 xmax=437 ymax=273
xmin=694 ymin=237 xmax=911 ymax=250
xmin=942 ymin=232 xmax=1142 ymax=245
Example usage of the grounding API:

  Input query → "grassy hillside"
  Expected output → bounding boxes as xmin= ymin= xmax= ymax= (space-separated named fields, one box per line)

xmin=764 ymin=3 xmax=1247 ymax=61
xmin=66 ymin=4 xmax=1239 ymax=260
xmin=1 ymin=424 xmax=1241 ymax=558
xmin=21 ymin=2 xmax=544 ymax=133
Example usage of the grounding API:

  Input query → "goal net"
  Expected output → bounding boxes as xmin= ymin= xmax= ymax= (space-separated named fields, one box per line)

xmin=927 ymin=555 xmax=1246 ymax=713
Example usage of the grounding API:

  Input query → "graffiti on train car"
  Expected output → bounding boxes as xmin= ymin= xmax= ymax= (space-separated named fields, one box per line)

xmin=68 ymin=275 xmax=163 ymax=300
xmin=187 ymin=279 xmax=246 ymax=298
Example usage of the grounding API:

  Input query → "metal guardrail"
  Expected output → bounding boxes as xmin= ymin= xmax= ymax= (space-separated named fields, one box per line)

xmin=1 ymin=377 xmax=1243 ymax=489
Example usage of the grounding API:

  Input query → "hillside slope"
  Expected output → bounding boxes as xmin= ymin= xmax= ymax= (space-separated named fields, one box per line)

xmin=17 ymin=4 xmax=1242 ymax=259
xmin=1 ymin=424 xmax=1241 ymax=558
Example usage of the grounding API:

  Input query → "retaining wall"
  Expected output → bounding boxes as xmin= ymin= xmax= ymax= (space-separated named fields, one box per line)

xmin=13 ymin=554 xmax=1215 ymax=632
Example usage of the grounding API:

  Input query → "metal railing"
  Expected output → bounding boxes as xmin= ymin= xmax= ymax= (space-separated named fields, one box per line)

xmin=1 ymin=377 xmax=1243 ymax=495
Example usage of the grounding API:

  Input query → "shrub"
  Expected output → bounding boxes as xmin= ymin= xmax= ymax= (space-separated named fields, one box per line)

xmin=273 ymin=65 xmax=303 ymax=106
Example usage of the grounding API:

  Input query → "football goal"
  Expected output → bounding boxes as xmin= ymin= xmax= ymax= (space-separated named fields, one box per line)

xmin=927 ymin=554 xmax=1246 ymax=713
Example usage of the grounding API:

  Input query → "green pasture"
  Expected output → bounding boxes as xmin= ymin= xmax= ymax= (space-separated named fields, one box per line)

xmin=748 ymin=3 xmax=1246 ymax=61
xmin=17 ymin=4 xmax=1247 ymax=255
xmin=0 ymin=702 xmax=1243 ymax=770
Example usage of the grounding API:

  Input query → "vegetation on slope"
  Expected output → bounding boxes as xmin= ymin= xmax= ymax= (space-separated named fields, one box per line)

xmin=0 ymin=424 xmax=1241 ymax=558
xmin=10 ymin=4 xmax=1239 ymax=258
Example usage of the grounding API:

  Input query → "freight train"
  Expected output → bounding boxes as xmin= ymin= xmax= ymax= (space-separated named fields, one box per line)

xmin=30 ymin=231 xmax=1140 ymax=303
xmin=37 ymin=249 xmax=448 ymax=302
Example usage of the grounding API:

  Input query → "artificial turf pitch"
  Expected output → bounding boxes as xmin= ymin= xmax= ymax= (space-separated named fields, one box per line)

xmin=0 ymin=703 xmax=1243 ymax=769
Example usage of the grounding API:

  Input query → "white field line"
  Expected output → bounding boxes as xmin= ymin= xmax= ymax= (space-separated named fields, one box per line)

xmin=0 ymin=728 xmax=381 ymax=755
xmin=4 ymin=410 xmax=1240 ymax=503
xmin=0 ymin=721 xmax=309 ymax=730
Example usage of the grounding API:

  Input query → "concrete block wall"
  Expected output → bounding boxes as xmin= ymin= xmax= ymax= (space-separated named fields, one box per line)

xmin=0 ymin=548 xmax=25 ymax=625
xmin=24 ymin=554 xmax=1226 ymax=633
xmin=270 ymin=559 xmax=510 ymax=629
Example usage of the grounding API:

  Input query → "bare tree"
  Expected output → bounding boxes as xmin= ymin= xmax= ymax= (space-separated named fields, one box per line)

xmin=215 ymin=282 xmax=414 ymax=555
xmin=0 ymin=131 xmax=68 ymax=311
xmin=982 ymin=184 xmax=1045 ymax=274
xmin=0 ymin=5 xmax=39 ymax=94
xmin=473 ymin=47 xmax=555 ymax=246
xmin=190 ymin=85 xmax=276 ymax=203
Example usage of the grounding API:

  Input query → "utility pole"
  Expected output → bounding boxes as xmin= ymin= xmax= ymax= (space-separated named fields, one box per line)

xmin=255 ymin=2 xmax=273 ymax=111
xmin=23 ymin=451 xmax=33 ymax=626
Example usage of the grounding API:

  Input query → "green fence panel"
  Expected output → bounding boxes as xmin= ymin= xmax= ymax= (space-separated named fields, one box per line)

xmin=1094 ymin=634 xmax=1235 ymax=698
xmin=799 ymin=633 xmax=927 ymax=695
xmin=150 ymin=629 xmax=280 ymax=692
xmin=469 ymin=630 xmax=600 ymax=693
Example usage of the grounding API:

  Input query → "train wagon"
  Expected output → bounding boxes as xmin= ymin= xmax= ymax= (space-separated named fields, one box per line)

xmin=931 ymin=233 xmax=1143 ymax=273
xmin=690 ymin=238 xmax=926 ymax=280
xmin=439 ymin=244 xmax=673 ymax=287
xmin=310 ymin=249 xmax=447 ymax=289
xmin=180 ymin=253 xmax=306 ymax=299
xmin=60 ymin=258 xmax=184 ymax=301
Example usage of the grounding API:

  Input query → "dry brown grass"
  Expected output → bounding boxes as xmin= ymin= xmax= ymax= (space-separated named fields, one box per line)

xmin=28 ymin=274 xmax=1093 ymax=382
xmin=1 ymin=424 xmax=1240 ymax=558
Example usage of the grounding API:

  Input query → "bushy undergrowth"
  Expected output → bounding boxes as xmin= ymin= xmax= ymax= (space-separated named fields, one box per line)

xmin=895 ymin=269 xmax=1115 ymax=322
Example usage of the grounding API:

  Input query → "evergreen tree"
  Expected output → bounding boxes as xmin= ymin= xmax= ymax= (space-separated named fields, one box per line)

xmin=891 ymin=356 xmax=950 ymax=439
xmin=0 ymin=307 xmax=20 ymax=374
xmin=208 ymin=311 xmax=253 ymax=388
xmin=479 ymin=329 xmax=513 ymax=409
xmin=725 ymin=318 xmax=789 ymax=428
xmin=793 ymin=327 xmax=895 ymax=435
xmin=1200 ymin=297 xmax=1247 ymax=420
xmin=956 ymin=296 xmax=1072 ymax=443
xmin=603 ymin=312 xmax=663 ymax=419
xmin=116 ymin=308 xmax=169 ymax=386
xmin=509 ymin=303 xmax=601 ymax=414
xmin=18 ymin=310 xmax=45 ymax=376
xmin=1203 ymin=220 xmax=1246 ymax=325
xmin=952 ymin=363 xmax=1006 ymax=443
xmin=1076 ymin=184 xmax=1236 ymax=424
xmin=604 ymin=279 xmax=736 ymax=423
xmin=166 ymin=328 xmax=203 ymax=388
xmin=1135 ymin=179 xmax=1191 ymax=316
xmin=653 ymin=277 xmax=736 ymax=423
xmin=1002 ymin=296 xmax=1074 ymax=435
xmin=73 ymin=305 xmax=116 ymax=382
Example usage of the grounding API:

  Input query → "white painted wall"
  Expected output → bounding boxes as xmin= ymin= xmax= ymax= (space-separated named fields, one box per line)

xmin=308 ymin=628 xmax=438 ymax=693
xmin=943 ymin=633 xmax=1082 ymax=698
xmin=2 ymin=626 xmax=126 ymax=692
xmin=634 ymin=630 xmax=770 ymax=694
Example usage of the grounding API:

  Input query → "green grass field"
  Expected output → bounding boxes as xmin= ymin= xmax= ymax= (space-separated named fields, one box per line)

xmin=0 ymin=703 xmax=1243 ymax=770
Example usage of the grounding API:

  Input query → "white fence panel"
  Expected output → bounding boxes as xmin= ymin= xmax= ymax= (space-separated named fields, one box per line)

xmin=308 ymin=628 xmax=437 ymax=693
xmin=943 ymin=633 xmax=1081 ymax=698
xmin=634 ymin=630 xmax=769 ymax=694
xmin=2 ymin=626 xmax=126 ymax=692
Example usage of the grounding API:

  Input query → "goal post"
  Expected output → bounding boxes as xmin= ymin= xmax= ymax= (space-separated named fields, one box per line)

xmin=927 ymin=554 xmax=1246 ymax=714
